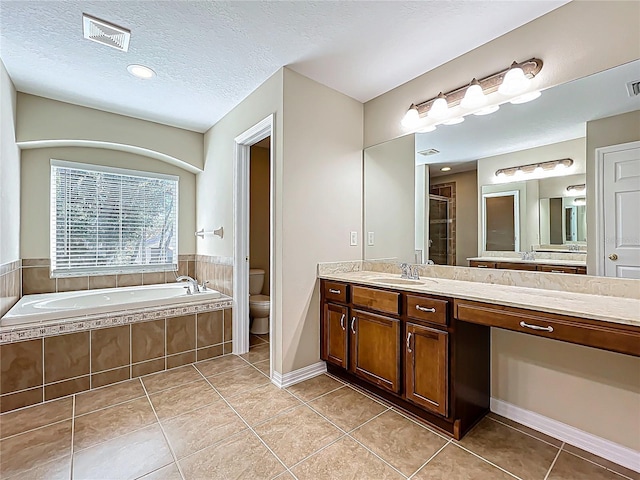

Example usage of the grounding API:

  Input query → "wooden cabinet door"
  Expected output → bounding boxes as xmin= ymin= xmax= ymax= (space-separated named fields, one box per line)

xmin=405 ymin=322 xmax=448 ymax=417
xmin=349 ymin=310 xmax=401 ymax=393
xmin=321 ymin=303 xmax=348 ymax=368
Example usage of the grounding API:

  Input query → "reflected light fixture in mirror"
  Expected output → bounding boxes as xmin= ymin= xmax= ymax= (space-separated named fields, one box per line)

xmin=495 ymin=158 xmax=573 ymax=178
xmin=567 ymin=183 xmax=586 ymax=194
xmin=574 ymin=197 xmax=586 ymax=206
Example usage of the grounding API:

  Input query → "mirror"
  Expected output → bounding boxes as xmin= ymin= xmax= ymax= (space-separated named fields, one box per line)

xmin=363 ymin=60 xmax=640 ymax=273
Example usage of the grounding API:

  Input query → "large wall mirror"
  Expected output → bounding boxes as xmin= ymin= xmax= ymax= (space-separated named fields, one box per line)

xmin=363 ymin=59 xmax=640 ymax=275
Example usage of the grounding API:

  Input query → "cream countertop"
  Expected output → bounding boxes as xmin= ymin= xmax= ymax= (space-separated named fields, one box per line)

xmin=467 ymin=257 xmax=587 ymax=267
xmin=318 ymin=270 xmax=640 ymax=328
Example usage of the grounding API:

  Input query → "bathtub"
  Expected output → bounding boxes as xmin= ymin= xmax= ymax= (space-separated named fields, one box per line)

xmin=1 ymin=283 xmax=222 ymax=327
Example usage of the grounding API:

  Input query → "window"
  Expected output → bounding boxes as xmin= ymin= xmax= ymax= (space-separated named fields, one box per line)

xmin=50 ymin=160 xmax=178 ymax=277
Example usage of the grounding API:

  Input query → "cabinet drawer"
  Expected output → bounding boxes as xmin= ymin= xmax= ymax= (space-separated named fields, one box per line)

xmin=455 ymin=300 xmax=640 ymax=357
xmin=406 ymin=295 xmax=448 ymax=326
xmin=538 ymin=265 xmax=578 ymax=274
xmin=352 ymin=286 xmax=400 ymax=315
xmin=323 ymin=281 xmax=348 ymax=303
xmin=496 ymin=262 xmax=538 ymax=271
xmin=469 ymin=261 xmax=496 ymax=269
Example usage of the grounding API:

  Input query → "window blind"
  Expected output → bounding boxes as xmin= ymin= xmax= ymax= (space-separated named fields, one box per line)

xmin=50 ymin=160 xmax=179 ymax=277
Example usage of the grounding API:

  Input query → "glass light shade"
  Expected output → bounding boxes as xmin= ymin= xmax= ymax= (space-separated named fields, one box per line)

xmin=440 ymin=167 xmax=451 ymax=172
xmin=496 ymin=171 xmax=506 ymax=178
xmin=574 ymin=197 xmax=586 ymax=206
xmin=474 ymin=105 xmax=499 ymax=116
xmin=401 ymin=105 xmax=420 ymax=128
xmin=127 ymin=64 xmax=156 ymax=79
xmin=514 ymin=168 xmax=524 ymax=177
xmin=443 ymin=117 xmax=464 ymax=125
xmin=498 ymin=66 xmax=530 ymax=95
xmin=428 ymin=96 xmax=449 ymax=119
xmin=417 ymin=124 xmax=436 ymax=133
xmin=534 ymin=165 xmax=544 ymax=175
xmin=555 ymin=162 xmax=568 ymax=170
xmin=510 ymin=91 xmax=541 ymax=104
xmin=460 ymin=83 xmax=486 ymax=109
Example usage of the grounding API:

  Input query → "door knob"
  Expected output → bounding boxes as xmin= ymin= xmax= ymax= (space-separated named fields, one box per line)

xmin=608 ymin=253 xmax=618 ymax=261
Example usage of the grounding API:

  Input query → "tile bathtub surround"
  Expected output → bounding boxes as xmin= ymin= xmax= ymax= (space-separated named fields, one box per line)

xmin=0 ymin=308 xmax=232 ymax=413
xmin=0 ymin=354 xmax=635 ymax=480
xmin=196 ymin=255 xmax=233 ymax=296
xmin=0 ymin=260 xmax=21 ymax=318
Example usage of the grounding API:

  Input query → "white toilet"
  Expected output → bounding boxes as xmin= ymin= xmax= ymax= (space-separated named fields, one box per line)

xmin=249 ymin=269 xmax=270 ymax=335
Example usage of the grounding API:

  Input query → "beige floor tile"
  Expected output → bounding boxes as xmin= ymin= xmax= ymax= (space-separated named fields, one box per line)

xmin=138 ymin=462 xmax=183 ymax=480
xmin=547 ymin=451 xmax=627 ymax=480
xmin=227 ymin=383 xmax=302 ymax=426
xmin=274 ymin=472 xmax=296 ymax=480
xmin=179 ymin=430 xmax=285 ymax=479
xmin=0 ymin=420 xmax=72 ymax=478
xmin=73 ymin=424 xmax=174 ymax=480
xmin=292 ymin=436 xmax=403 ymax=480
xmin=487 ymin=412 xmax=563 ymax=447
xmin=73 ymin=397 xmax=156 ymax=451
xmin=75 ymin=379 xmax=145 ymax=416
xmin=194 ymin=354 xmax=250 ymax=377
xmin=286 ymin=374 xmax=344 ymax=402
xmin=459 ymin=417 xmax=559 ymax=480
xmin=351 ymin=410 xmax=448 ymax=476
xmin=253 ymin=359 xmax=271 ymax=376
xmin=161 ymin=401 xmax=247 ymax=459
xmin=4 ymin=455 xmax=71 ymax=480
xmin=562 ymin=444 xmax=640 ymax=480
xmin=413 ymin=443 xmax=514 ymax=479
xmin=149 ymin=379 xmax=221 ymax=419
xmin=254 ymin=405 xmax=343 ymax=467
xmin=142 ymin=365 xmax=202 ymax=394
xmin=207 ymin=365 xmax=270 ymax=397
xmin=250 ymin=334 xmax=268 ymax=346
xmin=308 ymin=386 xmax=387 ymax=431
xmin=239 ymin=344 xmax=270 ymax=364
xmin=0 ymin=396 xmax=72 ymax=439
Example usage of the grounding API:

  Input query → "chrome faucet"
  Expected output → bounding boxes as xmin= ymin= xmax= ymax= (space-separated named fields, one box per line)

xmin=400 ymin=263 xmax=420 ymax=280
xmin=177 ymin=275 xmax=200 ymax=294
xmin=520 ymin=251 xmax=536 ymax=261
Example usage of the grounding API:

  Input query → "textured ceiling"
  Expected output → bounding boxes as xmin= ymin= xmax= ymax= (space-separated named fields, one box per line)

xmin=415 ymin=59 xmax=640 ymax=169
xmin=0 ymin=1 xmax=567 ymax=132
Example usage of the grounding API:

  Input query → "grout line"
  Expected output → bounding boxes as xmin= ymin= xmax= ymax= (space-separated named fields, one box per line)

xmin=453 ymin=442 xmax=524 ymax=480
xmin=544 ymin=442 xmax=564 ymax=480
xmin=485 ymin=415 xmax=564 ymax=449
xmin=389 ymin=406 xmax=454 ymax=442
xmin=70 ymin=395 xmax=76 ymax=479
xmin=140 ymin=376 xmax=187 ymax=480
xmin=285 ymin=433 xmax=349 ymax=472
xmin=194 ymin=366 xmax=298 ymax=479
xmin=560 ymin=449 xmax=637 ymax=480
xmin=407 ymin=440 xmax=451 ymax=479
xmin=345 ymin=433 xmax=408 ymax=478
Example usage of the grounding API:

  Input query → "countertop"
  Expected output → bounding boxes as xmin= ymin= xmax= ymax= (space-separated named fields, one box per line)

xmin=467 ymin=257 xmax=587 ymax=267
xmin=318 ymin=271 xmax=639 ymax=327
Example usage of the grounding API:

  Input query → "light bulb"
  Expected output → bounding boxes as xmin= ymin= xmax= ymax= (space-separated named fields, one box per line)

xmin=460 ymin=80 xmax=486 ymax=109
xmin=127 ymin=64 xmax=156 ymax=79
xmin=498 ymin=63 xmax=530 ymax=96
xmin=555 ymin=162 xmax=568 ymax=170
xmin=514 ymin=168 xmax=524 ymax=177
xmin=401 ymin=104 xmax=420 ymax=128
xmin=534 ymin=165 xmax=544 ymax=175
xmin=496 ymin=170 xmax=506 ymax=178
xmin=428 ymin=93 xmax=449 ymax=119
xmin=417 ymin=125 xmax=436 ymax=133
xmin=443 ymin=117 xmax=464 ymax=125
xmin=440 ymin=167 xmax=451 ymax=172
xmin=574 ymin=197 xmax=586 ymax=206
xmin=474 ymin=105 xmax=500 ymax=116
xmin=510 ymin=91 xmax=541 ymax=105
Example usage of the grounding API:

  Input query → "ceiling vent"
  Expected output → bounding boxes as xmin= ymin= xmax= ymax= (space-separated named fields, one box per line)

xmin=626 ymin=80 xmax=640 ymax=97
xmin=82 ymin=14 xmax=130 ymax=52
xmin=418 ymin=148 xmax=440 ymax=156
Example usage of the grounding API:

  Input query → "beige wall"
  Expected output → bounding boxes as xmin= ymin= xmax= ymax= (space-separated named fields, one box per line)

xmin=364 ymin=1 xmax=640 ymax=147
xmin=0 ymin=60 xmax=20 ymax=265
xmin=430 ymin=169 xmax=477 ymax=266
xmin=250 ymin=145 xmax=271 ymax=295
xmin=21 ymin=147 xmax=197 ymax=258
xmin=586 ymin=110 xmax=640 ymax=274
xmin=281 ymin=68 xmax=363 ymax=373
xmin=16 ymin=94 xmax=204 ymax=172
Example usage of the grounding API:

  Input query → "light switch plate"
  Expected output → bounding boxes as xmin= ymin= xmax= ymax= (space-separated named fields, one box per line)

xmin=368 ymin=232 xmax=375 ymax=246
xmin=350 ymin=231 xmax=358 ymax=246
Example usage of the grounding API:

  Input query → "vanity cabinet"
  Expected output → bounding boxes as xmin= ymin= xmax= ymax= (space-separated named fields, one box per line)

xmin=469 ymin=259 xmax=586 ymax=274
xmin=322 ymin=302 xmax=349 ymax=368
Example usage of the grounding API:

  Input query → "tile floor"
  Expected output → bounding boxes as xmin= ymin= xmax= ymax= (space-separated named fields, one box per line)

xmin=0 ymin=338 xmax=637 ymax=480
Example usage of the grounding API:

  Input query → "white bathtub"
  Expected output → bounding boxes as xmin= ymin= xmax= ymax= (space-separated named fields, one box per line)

xmin=1 ymin=283 xmax=222 ymax=327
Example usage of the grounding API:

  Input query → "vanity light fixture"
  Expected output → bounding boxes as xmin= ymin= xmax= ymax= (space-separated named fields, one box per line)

xmin=127 ymin=64 xmax=156 ymax=79
xmin=495 ymin=158 xmax=573 ymax=178
xmin=440 ymin=167 xmax=451 ymax=172
xmin=567 ymin=184 xmax=586 ymax=193
xmin=401 ymin=58 xmax=543 ymax=131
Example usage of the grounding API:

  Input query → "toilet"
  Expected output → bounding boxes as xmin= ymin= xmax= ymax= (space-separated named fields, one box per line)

xmin=249 ymin=269 xmax=270 ymax=335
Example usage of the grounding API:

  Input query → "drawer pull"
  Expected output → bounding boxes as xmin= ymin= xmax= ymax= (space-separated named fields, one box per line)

xmin=520 ymin=321 xmax=554 ymax=333
xmin=406 ymin=332 xmax=413 ymax=353
xmin=340 ymin=314 xmax=345 ymax=330
xmin=351 ymin=317 xmax=356 ymax=334
xmin=416 ymin=305 xmax=436 ymax=313
xmin=328 ymin=288 xmax=341 ymax=294
xmin=550 ymin=270 xmax=565 ymax=273
xmin=477 ymin=265 xmax=488 ymax=268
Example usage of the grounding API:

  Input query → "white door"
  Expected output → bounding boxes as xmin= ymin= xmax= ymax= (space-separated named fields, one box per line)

xmin=602 ymin=142 xmax=640 ymax=278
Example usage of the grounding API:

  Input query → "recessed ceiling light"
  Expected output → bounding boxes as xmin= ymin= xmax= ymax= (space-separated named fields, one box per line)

xmin=440 ymin=167 xmax=451 ymax=172
xmin=127 ymin=64 xmax=156 ymax=79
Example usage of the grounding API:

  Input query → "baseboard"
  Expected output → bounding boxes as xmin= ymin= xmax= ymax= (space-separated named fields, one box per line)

xmin=491 ymin=398 xmax=640 ymax=473
xmin=271 ymin=361 xmax=327 ymax=389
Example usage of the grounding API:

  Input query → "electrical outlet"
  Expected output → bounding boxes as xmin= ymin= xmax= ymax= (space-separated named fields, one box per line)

xmin=368 ymin=232 xmax=375 ymax=246
xmin=350 ymin=231 xmax=358 ymax=246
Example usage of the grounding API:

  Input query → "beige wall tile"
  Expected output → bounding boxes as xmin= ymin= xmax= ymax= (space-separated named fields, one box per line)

xmin=131 ymin=319 xmax=165 ymax=363
xmin=91 ymin=366 xmax=131 ymax=389
xmin=166 ymin=315 xmax=196 ymax=355
xmin=142 ymin=272 xmax=165 ymax=285
xmin=197 ymin=311 xmax=223 ymax=348
xmin=0 ymin=339 xmax=43 ymax=394
xmin=89 ymin=275 xmax=116 ymax=290
xmin=224 ymin=309 xmax=233 ymax=342
xmin=117 ymin=273 xmax=143 ymax=287
xmin=91 ymin=326 xmax=131 ymax=372
xmin=0 ymin=386 xmax=43 ymax=413
xmin=56 ymin=276 xmax=89 ymax=292
xmin=22 ymin=266 xmax=55 ymax=294
xmin=44 ymin=332 xmax=90 ymax=383
xmin=44 ymin=376 xmax=90 ymax=401
xmin=166 ymin=350 xmax=195 ymax=369
xmin=132 ymin=358 xmax=165 ymax=378
xmin=196 ymin=345 xmax=224 ymax=362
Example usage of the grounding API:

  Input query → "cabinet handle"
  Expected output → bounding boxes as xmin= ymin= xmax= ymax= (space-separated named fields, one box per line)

xmin=339 ymin=314 xmax=345 ymax=330
xmin=416 ymin=305 xmax=436 ymax=313
xmin=477 ymin=265 xmax=488 ymax=268
xmin=550 ymin=270 xmax=565 ymax=273
xmin=406 ymin=332 xmax=413 ymax=353
xmin=350 ymin=317 xmax=356 ymax=334
xmin=520 ymin=321 xmax=554 ymax=333
xmin=329 ymin=288 xmax=341 ymax=294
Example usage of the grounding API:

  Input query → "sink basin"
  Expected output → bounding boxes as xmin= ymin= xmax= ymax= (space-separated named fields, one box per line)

xmin=373 ymin=277 xmax=425 ymax=286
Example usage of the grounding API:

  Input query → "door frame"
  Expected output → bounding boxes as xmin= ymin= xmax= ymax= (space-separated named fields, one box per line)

xmin=595 ymin=140 xmax=640 ymax=276
xmin=481 ymin=190 xmax=520 ymax=252
xmin=233 ymin=114 xmax=274 ymax=377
